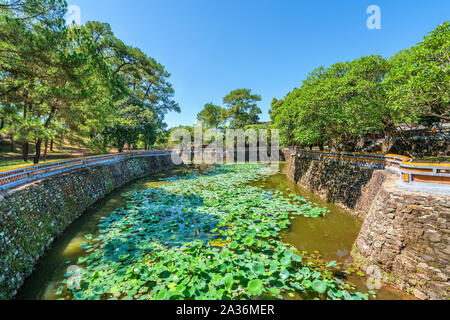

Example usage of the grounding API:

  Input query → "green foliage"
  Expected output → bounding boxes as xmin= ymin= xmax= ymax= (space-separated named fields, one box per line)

xmin=271 ymin=56 xmax=390 ymax=150
xmin=104 ymin=106 xmax=157 ymax=152
xmin=197 ymin=103 xmax=224 ymax=129
xmin=384 ymin=21 xmax=449 ymax=123
xmin=222 ymin=89 xmax=262 ymax=128
xmin=271 ymin=22 xmax=449 ymax=149
xmin=65 ymin=21 xmax=179 ymax=152
xmin=247 ymin=279 xmax=263 ymax=296
xmin=0 ymin=2 xmax=178 ymax=162
xmin=168 ymin=125 xmax=194 ymax=147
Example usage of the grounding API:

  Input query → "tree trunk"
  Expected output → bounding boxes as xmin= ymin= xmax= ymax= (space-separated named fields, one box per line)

xmin=21 ymin=105 xmax=29 ymax=161
xmin=10 ymin=137 xmax=14 ymax=152
xmin=34 ymin=107 xmax=56 ymax=164
xmin=22 ymin=142 xmax=29 ymax=161
xmin=118 ymin=141 xmax=124 ymax=153
xmin=34 ymin=138 xmax=42 ymax=164
xmin=319 ymin=143 xmax=324 ymax=152
xmin=50 ymin=139 xmax=53 ymax=151
xmin=0 ymin=118 xmax=4 ymax=130
xmin=43 ymin=139 xmax=48 ymax=162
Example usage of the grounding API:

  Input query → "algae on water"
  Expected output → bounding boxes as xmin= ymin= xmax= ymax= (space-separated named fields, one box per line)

xmin=62 ymin=163 xmax=369 ymax=300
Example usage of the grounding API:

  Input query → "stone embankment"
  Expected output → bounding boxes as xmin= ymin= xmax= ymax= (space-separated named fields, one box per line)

xmin=0 ymin=155 xmax=180 ymax=299
xmin=286 ymin=154 xmax=449 ymax=300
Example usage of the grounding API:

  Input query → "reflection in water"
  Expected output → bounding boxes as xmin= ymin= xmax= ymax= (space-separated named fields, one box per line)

xmin=17 ymin=164 xmax=412 ymax=300
xmin=62 ymin=237 xmax=86 ymax=256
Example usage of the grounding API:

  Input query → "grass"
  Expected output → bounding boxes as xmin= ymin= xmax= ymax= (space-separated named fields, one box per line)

xmin=0 ymin=158 xmax=70 ymax=171
xmin=0 ymin=138 xmax=99 ymax=171
xmin=0 ymin=138 xmax=165 ymax=171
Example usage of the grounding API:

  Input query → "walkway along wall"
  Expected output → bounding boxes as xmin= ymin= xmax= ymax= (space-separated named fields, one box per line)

xmin=286 ymin=154 xmax=449 ymax=300
xmin=0 ymin=155 xmax=181 ymax=299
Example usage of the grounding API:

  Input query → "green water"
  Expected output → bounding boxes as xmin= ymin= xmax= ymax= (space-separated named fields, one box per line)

xmin=250 ymin=167 xmax=362 ymax=262
xmin=16 ymin=164 xmax=412 ymax=300
xmin=16 ymin=169 xmax=181 ymax=300
xmin=252 ymin=164 xmax=413 ymax=300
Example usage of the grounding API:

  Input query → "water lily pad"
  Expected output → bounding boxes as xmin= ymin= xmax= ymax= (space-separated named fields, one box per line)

xmin=55 ymin=286 xmax=63 ymax=296
xmin=312 ymin=280 xmax=327 ymax=294
xmin=280 ymin=269 xmax=290 ymax=280
xmin=57 ymin=164 xmax=365 ymax=301
xmin=247 ymin=279 xmax=263 ymax=296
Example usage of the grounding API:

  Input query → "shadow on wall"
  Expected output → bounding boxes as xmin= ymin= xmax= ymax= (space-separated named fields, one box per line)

xmin=291 ymin=157 xmax=375 ymax=209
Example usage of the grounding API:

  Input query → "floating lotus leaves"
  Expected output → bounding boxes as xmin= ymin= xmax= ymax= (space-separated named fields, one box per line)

xmin=58 ymin=164 xmax=368 ymax=300
xmin=280 ymin=269 xmax=290 ymax=280
xmin=251 ymin=263 xmax=266 ymax=276
xmin=312 ymin=280 xmax=328 ymax=294
xmin=247 ymin=279 xmax=264 ymax=296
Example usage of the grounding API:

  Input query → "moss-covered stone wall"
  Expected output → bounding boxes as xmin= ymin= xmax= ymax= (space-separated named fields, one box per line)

xmin=353 ymin=173 xmax=449 ymax=300
xmin=0 ymin=155 xmax=179 ymax=299
xmin=286 ymin=154 xmax=384 ymax=219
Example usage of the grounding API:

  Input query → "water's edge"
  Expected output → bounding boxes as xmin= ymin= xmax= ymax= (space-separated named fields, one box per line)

xmin=17 ymin=163 xmax=411 ymax=300
xmin=0 ymin=155 xmax=180 ymax=299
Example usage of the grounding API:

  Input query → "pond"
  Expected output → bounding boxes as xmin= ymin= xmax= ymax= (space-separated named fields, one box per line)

xmin=252 ymin=164 xmax=412 ymax=300
xmin=17 ymin=163 xmax=412 ymax=300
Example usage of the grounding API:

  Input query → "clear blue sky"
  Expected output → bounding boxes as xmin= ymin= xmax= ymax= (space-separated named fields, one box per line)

xmin=68 ymin=0 xmax=449 ymax=128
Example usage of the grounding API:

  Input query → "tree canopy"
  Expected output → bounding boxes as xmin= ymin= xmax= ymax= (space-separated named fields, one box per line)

xmin=196 ymin=103 xmax=224 ymax=129
xmin=271 ymin=56 xmax=390 ymax=150
xmin=222 ymin=89 xmax=262 ymax=128
xmin=271 ymin=22 xmax=449 ymax=150
xmin=384 ymin=21 xmax=449 ymax=124
xmin=0 ymin=0 xmax=179 ymax=163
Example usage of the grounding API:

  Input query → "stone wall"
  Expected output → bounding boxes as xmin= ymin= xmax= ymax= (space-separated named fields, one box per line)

xmin=353 ymin=174 xmax=449 ymax=300
xmin=286 ymin=154 xmax=387 ymax=219
xmin=286 ymin=153 xmax=449 ymax=300
xmin=386 ymin=136 xmax=449 ymax=158
xmin=0 ymin=155 xmax=180 ymax=299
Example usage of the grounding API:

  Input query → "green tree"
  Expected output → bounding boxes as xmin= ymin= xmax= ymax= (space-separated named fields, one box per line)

xmin=168 ymin=125 xmax=194 ymax=148
xmin=104 ymin=106 xmax=157 ymax=153
xmin=197 ymin=103 xmax=223 ymax=129
xmin=384 ymin=22 xmax=450 ymax=124
xmin=222 ymin=89 xmax=262 ymax=128
xmin=0 ymin=6 xmax=179 ymax=162
xmin=271 ymin=56 xmax=390 ymax=151
xmin=81 ymin=21 xmax=179 ymax=151
xmin=0 ymin=0 xmax=88 ymax=163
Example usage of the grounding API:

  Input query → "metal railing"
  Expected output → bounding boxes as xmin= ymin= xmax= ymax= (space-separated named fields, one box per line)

xmin=0 ymin=150 xmax=173 ymax=190
xmin=289 ymin=149 xmax=450 ymax=185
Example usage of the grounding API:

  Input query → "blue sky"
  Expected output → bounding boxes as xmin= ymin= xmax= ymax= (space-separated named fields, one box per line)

xmin=67 ymin=0 xmax=449 ymax=128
